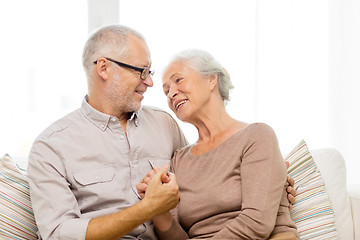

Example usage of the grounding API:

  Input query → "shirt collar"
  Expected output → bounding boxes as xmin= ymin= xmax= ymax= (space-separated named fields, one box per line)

xmin=129 ymin=107 xmax=141 ymax=127
xmin=81 ymin=96 xmax=140 ymax=130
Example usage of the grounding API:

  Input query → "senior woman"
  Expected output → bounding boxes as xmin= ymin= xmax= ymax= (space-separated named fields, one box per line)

xmin=138 ymin=49 xmax=299 ymax=240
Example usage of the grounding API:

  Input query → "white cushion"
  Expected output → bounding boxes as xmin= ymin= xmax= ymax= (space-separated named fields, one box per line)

xmin=310 ymin=148 xmax=354 ymax=240
xmin=285 ymin=140 xmax=340 ymax=239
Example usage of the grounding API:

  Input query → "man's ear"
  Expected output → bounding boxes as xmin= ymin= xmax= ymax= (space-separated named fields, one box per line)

xmin=208 ymin=74 xmax=218 ymax=92
xmin=95 ymin=58 xmax=109 ymax=81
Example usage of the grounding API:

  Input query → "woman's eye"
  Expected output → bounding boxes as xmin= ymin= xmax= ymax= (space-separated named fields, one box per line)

xmin=175 ymin=78 xmax=183 ymax=83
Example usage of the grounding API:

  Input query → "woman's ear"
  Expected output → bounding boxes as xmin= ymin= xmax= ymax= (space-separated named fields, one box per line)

xmin=208 ymin=74 xmax=218 ymax=92
xmin=95 ymin=58 xmax=109 ymax=81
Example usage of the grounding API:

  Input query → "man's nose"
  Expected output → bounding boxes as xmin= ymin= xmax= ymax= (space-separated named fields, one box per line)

xmin=143 ymin=75 xmax=153 ymax=87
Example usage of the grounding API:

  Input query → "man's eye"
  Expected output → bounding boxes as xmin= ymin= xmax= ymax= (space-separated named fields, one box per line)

xmin=175 ymin=78 xmax=183 ymax=83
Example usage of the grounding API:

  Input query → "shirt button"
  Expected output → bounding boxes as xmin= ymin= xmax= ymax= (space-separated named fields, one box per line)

xmin=111 ymin=117 xmax=117 ymax=122
xmin=120 ymin=135 xmax=125 ymax=140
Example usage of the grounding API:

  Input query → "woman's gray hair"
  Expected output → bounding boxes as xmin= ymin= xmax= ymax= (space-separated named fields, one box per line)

xmin=82 ymin=25 xmax=145 ymax=78
xmin=167 ymin=49 xmax=234 ymax=104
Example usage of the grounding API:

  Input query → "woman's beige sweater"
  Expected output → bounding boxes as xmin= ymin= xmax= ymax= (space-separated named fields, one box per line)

xmin=156 ymin=123 xmax=298 ymax=239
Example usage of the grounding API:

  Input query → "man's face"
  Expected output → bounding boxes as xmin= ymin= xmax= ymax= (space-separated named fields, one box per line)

xmin=105 ymin=35 xmax=153 ymax=114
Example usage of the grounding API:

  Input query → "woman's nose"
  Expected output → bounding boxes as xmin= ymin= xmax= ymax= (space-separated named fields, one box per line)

xmin=168 ymin=87 xmax=178 ymax=99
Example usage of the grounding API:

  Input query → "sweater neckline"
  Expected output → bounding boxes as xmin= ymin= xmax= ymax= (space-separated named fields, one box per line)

xmin=188 ymin=123 xmax=254 ymax=157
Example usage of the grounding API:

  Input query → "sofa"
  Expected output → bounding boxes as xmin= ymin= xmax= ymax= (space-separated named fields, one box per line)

xmin=0 ymin=141 xmax=359 ymax=239
xmin=309 ymin=148 xmax=359 ymax=240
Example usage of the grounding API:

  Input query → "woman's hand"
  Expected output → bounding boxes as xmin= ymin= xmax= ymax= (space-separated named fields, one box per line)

xmin=137 ymin=171 xmax=154 ymax=199
xmin=285 ymin=161 xmax=296 ymax=209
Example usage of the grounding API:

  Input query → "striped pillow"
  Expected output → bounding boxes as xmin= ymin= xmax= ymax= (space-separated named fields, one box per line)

xmin=285 ymin=140 xmax=340 ymax=240
xmin=0 ymin=154 xmax=38 ymax=239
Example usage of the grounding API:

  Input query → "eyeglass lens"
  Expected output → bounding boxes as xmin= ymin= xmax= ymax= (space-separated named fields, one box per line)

xmin=141 ymin=68 xmax=155 ymax=80
xmin=141 ymin=69 xmax=150 ymax=80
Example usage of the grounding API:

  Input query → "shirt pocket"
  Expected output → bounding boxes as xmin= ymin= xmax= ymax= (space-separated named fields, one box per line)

xmin=136 ymin=158 xmax=171 ymax=181
xmin=74 ymin=166 xmax=115 ymax=186
xmin=148 ymin=158 xmax=171 ymax=169
xmin=73 ymin=166 xmax=117 ymax=207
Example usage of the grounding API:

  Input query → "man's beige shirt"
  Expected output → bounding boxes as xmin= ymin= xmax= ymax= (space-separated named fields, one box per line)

xmin=27 ymin=97 xmax=187 ymax=240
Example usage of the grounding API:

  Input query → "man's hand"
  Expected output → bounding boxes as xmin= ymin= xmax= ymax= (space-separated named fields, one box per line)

xmin=86 ymin=166 xmax=178 ymax=240
xmin=137 ymin=165 xmax=171 ymax=198
xmin=136 ymin=166 xmax=178 ymax=232
xmin=140 ymin=166 xmax=180 ymax=216
xmin=285 ymin=161 xmax=296 ymax=209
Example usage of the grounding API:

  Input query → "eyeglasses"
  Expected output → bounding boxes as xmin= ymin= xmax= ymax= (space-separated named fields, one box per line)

xmin=93 ymin=57 xmax=154 ymax=81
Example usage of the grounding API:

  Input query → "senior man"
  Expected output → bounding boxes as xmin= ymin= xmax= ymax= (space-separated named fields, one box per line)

xmin=28 ymin=25 xmax=186 ymax=240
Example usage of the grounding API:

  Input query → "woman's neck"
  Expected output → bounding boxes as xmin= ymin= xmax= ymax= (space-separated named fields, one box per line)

xmin=195 ymin=109 xmax=234 ymax=141
xmin=188 ymin=97 xmax=248 ymax=155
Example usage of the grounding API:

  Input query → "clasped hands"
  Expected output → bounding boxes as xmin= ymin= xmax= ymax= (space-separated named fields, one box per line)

xmin=136 ymin=165 xmax=180 ymax=216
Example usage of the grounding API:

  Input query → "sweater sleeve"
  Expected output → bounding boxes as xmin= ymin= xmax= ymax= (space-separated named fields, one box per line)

xmin=212 ymin=123 xmax=288 ymax=239
xmin=155 ymin=216 xmax=190 ymax=240
xmin=155 ymin=150 xmax=190 ymax=240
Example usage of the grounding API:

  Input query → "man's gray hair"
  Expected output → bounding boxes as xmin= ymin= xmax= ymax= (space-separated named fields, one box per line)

xmin=166 ymin=49 xmax=234 ymax=104
xmin=82 ymin=25 xmax=145 ymax=78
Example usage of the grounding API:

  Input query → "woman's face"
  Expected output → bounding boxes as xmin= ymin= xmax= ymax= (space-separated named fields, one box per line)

xmin=162 ymin=61 xmax=212 ymax=122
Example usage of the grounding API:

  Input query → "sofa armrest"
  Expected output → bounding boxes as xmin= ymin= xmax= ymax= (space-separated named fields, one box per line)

xmin=348 ymin=184 xmax=360 ymax=240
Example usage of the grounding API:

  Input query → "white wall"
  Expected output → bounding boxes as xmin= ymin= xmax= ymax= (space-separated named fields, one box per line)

xmin=0 ymin=1 xmax=88 ymax=156
xmin=0 ymin=0 xmax=359 ymax=184
xmin=116 ymin=0 xmax=360 ymax=184
xmin=328 ymin=0 xmax=360 ymax=184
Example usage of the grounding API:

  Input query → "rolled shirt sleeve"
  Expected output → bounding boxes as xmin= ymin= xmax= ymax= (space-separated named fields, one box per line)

xmin=59 ymin=219 xmax=91 ymax=240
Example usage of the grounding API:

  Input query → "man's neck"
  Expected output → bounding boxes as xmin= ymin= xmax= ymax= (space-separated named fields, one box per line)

xmin=87 ymin=94 xmax=134 ymax=134
xmin=118 ymin=112 xmax=133 ymax=135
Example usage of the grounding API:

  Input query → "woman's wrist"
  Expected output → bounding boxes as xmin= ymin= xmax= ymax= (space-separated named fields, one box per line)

xmin=152 ymin=212 xmax=173 ymax=232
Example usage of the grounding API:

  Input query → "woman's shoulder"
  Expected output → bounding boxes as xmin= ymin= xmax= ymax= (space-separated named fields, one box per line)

xmin=240 ymin=122 xmax=275 ymax=136
xmin=246 ymin=122 xmax=274 ymax=131
xmin=170 ymin=145 xmax=193 ymax=173
xmin=173 ymin=144 xmax=193 ymax=158
xmin=240 ymin=122 xmax=279 ymax=145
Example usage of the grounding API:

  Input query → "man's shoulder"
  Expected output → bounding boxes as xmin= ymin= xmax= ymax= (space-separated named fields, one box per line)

xmin=139 ymin=105 xmax=184 ymax=134
xmin=35 ymin=109 xmax=81 ymax=141
xmin=140 ymin=105 xmax=175 ymax=120
xmin=141 ymin=105 xmax=169 ymax=113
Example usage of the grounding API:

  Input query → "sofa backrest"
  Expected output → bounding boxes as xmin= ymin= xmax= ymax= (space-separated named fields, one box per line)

xmin=311 ymin=148 xmax=354 ymax=240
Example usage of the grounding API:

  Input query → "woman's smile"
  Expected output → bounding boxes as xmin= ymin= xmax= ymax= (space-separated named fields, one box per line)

xmin=175 ymin=99 xmax=188 ymax=110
